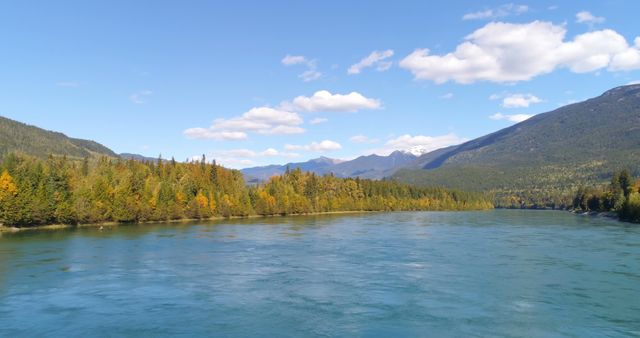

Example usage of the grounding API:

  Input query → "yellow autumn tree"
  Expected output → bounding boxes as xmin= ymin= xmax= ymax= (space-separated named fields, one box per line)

xmin=195 ymin=191 xmax=209 ymax=209
xmin=0 ymin=170 xmax=19 ymax=225
xmin=0 ymin=170 xmax=18 ymax=197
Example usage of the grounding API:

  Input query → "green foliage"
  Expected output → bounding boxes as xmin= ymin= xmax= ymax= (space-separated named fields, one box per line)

xmin=571 ymin=170 xmax=640 ymax=223
xmin=249 ymin=168 xmax=493 ymax=215
xmin=0 ymin=154 xmax=493 ymax=227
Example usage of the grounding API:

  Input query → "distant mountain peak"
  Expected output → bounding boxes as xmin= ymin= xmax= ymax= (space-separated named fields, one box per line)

xmin=310 ymin=156 xmax=344 ymax=164
xmin=399 ymin=146 xmax=430 ymax=156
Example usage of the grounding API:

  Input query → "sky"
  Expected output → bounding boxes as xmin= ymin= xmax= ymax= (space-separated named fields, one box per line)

xmin=1 ymin=0 xmax=640 ymax=168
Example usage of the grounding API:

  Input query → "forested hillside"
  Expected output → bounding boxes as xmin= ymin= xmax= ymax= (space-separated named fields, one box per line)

xmin=0 ymin=154 xmax=492 ymax=227
xmin=394 ymin=84 xmax=640 ymax=208
xmin=0 ymin=116 xmax=116 ymax=159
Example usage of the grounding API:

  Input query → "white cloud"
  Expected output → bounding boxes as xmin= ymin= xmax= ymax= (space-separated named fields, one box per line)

xmin=203 ymin=148 xmax=301 ymax=168
xmin=348 ymin=49 xmax=394 ymax=74
xmin=576 ymin=11 xmax=605 ymax=24
xmin=299 ymin=70 xmax=322 ymax=82
xmin=309 ymin=117 xmax=328 ymax=125
xmin=281 ymin=55 xmax=308 ymax=66
xmin=184 ymin=107 xmax=304 ymax=140
xmin=371 ymin=133 xmax=466 ymax=156
xmin=282 ymin=54 xmax=322 ymax=82
xmin=462 ymin=3 xmax=528 ymax=20
xmin=183 ymin=128 xmax=248 ymax=141
xmin=400 ymin=21 xmax=640 ymax=84
xmin=349 ymin=135 xmax=378 ymax=144
xmin=627 ymin=80 xmax=640 ymax=85
xmin=441 ymin=92 xmax=454 ymax=99
xmin=260 ymin=148 xmax=279 ymax=156
xmin=502 ymin=94 xmax=542 ymax=108
xmin=489 ymin=112 xmax=534 ymax=123
xmin=285 ymin=90 xmax=381 ymax=112
xmin=130 ymin=90 xmax=152 ymax=104
xmin=284 ymin=140 xmax=342 ymax=152
xmin=186 ymin=90 xmax=380 ymax=141
xmin=56 ymin=81 xmax=80 ymax=87
xmin=258 ymin=125 xmax=305 ymax=135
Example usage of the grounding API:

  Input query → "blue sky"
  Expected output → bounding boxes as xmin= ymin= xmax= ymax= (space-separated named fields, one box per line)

xmin=1 ymin=1 xmax=639 ymax=168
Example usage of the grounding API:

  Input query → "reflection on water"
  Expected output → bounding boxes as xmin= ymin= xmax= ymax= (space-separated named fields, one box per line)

xmin=0 ymin=210 xmax=639 ymax=337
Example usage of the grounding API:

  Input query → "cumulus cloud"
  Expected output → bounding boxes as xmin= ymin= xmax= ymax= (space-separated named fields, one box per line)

xmin=576 ymin=11 xmax=605 ymax=24
xmin=348 ymin=49 xmax=394 ymax=74
xmin=462 ymin=3 xmax=528 ymax=20
xmin=309 ymin=117 xmax=328 ymax=125
xmin=284 ymin=90 xmax=381 ymax=112
xmin=282 ymin=54 xmax=322 ymax=82
xmin=130 ymin=90 xmax=152 ymax=104
xmin=184 ymin=107 xmax=304 ymax=140
xmin=284 ymin=140 xmax=342 ymax=152
xmin=501 ymin=94 xmax=542 ymax=108
xmin=371 ymin=133 xmax=466 ymax=156
xmin=489 ymin=112 xmax=534 ymax=123
xmin=349 ymin=135 xmax=378 ymax=144
xmin=400 ymin=21 xmax=640 ymax=84
xmin=186 ymin=90 xmax=380 ymax=141
xmin=202 ymin=148 xmax=300 ymax=168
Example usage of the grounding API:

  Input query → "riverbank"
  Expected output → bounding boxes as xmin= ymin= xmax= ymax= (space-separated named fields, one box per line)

xmin=0 ymin=210 xmax=389 ymax=233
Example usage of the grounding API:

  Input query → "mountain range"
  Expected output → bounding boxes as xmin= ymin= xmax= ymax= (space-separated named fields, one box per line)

xmin=243 ymin=84 xmax=640 ymax=206
xmin=393 ymin=84 xmax=640 ymax=205
xmin=241 ymin=151 xmax=419 ymax=183
xmin=2 ymin=84 xmax=639 ymax=207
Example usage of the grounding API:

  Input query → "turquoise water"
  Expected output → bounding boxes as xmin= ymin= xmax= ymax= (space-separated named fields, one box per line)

xmin=0 ymin=210 xmax=639 ymax=337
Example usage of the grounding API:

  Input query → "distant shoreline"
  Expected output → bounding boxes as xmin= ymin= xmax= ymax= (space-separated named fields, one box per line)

xmin=0 ymin=210 xmax=383 ymax=233
xmin=0 ymin=209 xmax=500 ymax=233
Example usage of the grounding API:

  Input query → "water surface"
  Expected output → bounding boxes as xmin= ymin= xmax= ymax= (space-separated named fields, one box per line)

xmin=1 ymin=210 xmax=639 ymax=337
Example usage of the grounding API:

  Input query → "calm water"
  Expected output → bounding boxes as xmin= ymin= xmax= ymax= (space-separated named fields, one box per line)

xmin=0 ymin=210 xmax=639 ymax=337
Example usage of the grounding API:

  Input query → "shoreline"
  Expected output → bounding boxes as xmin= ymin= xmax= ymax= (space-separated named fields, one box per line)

xmin=0 ymin=210 xmax=388 ymax=233
xmin=0 ymin=208 xmax=499 ymax=233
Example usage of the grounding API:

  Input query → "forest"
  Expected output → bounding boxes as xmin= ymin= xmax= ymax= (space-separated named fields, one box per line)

xmin=572 ymin=170 xmax=640 ymax=223
xmin=0 ymin=153 xmax=493 ymax=227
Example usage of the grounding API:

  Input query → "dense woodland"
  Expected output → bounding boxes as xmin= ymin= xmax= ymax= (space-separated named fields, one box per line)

xmin=572 ymin=170 xmax=640 ymax=223
xmin=0 ymin=154 xmax=492 ymax=227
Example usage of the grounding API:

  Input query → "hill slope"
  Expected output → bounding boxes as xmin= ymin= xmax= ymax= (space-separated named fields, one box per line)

xmin=0 ymin=115 xmax=117 ymax=159
xmin=394 ymin=84 xmax=640 ymax=207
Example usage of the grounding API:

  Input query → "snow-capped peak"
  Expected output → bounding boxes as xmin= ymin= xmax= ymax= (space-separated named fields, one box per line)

xmin=401 ymin=146 xmax=430 ymax=156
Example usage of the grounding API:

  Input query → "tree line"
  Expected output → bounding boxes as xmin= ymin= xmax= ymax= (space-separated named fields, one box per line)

xmin=0 ymin=154 xmax=493 ymax=227
xmin=572 ymin=170 xmax=640 ymax=222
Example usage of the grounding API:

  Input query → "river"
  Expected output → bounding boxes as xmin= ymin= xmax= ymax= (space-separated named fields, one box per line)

xmin=0 ymin=210 xmax=638 ymax=337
